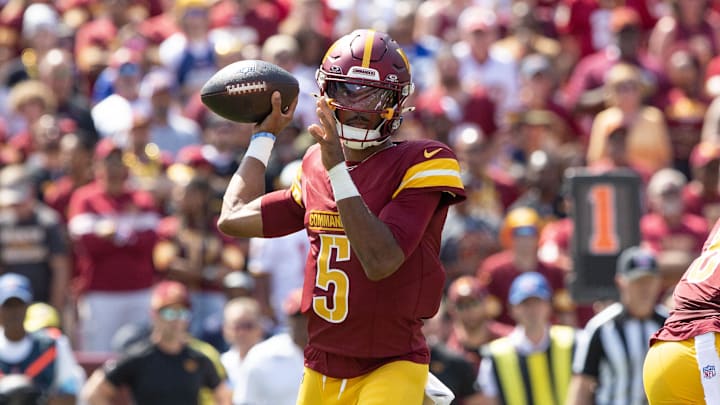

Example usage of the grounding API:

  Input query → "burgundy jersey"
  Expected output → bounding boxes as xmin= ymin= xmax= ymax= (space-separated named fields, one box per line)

xmin=652 ymin=218 xmax=720 ymax=343
xmin=260 ymin=140 xmax=465 ymax=378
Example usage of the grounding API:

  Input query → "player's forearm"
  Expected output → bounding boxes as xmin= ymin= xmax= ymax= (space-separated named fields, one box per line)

xmin=336 ymin=197 xmax=405 ymax=281
xmin=217 ymin=158 xmax=266 ymax=237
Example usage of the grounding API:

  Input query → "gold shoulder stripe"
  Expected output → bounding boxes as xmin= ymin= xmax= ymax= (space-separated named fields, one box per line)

xmin=290 ymin=167 xmax=304 ymax=208
xmin=392 ymin=158 xmax=463 ymax=198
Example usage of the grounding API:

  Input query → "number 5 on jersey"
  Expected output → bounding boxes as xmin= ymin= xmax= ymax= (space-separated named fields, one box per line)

xmin=314 ymin=235 xmax=351 ymax=323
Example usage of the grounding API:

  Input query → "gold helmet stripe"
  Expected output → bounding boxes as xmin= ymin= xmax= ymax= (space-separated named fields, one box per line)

xmin=361 ymin=30 xmax=376 ymax=68
xmin=396 ymin=48 xmax=411 ymax=74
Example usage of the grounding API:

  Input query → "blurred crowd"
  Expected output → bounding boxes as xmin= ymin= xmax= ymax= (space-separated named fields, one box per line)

xmin=1 ymin=0 xmax=720 ymax=403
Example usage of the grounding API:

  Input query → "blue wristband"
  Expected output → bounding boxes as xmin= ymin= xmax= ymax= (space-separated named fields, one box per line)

xmin=251 ymin=132 xmax=276 ymax=141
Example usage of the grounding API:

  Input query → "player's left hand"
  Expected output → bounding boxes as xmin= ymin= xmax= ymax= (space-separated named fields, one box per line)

xmin=308 ymin=96 xmax=345 ymax=170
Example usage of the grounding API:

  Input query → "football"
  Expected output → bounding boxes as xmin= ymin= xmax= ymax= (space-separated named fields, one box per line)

xmin=200 ymin=59 xmax=299 ymax=124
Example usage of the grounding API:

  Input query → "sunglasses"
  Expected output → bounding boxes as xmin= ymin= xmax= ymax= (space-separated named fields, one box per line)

xmin=230 ymin=321 xmax=260 ymax=331
xmin=455 ymin=299 xmax=482 ymax=311
xmin=158 ymin=307 xmax=191 ymax=322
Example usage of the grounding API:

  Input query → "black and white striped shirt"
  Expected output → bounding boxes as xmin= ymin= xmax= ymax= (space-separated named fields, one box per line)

xmin=573 ymin=303 xmax=667 ymax=405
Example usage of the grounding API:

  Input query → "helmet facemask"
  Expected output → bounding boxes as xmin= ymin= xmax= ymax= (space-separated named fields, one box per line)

xmin=323 ymin=80 xmax=401 ymax=149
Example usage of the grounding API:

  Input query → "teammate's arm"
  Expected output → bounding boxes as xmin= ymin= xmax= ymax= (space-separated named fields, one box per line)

xmin=308 ymin=97 xmax=410 ymax=281
xmin=217 ymin=92 xmax=298 ymax=238
xmin=81 ymin=369 xmax=117 ymax=405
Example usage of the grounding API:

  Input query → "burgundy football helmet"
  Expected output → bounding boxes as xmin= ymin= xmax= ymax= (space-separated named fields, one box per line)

xmin=316 ymin=29 xmax=414 ymax=149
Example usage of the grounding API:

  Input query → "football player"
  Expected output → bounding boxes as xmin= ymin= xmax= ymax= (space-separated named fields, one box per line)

xmin=643 ymin=218 xmax=720 ymax=404
xmin=218 ymin=29 xmax=464 ymax=404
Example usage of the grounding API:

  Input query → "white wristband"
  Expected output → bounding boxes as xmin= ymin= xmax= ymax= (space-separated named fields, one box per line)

xmin=328 ymin=162 xmax=360 ymax=201
xmin=244 ymin=132 xmax=276 ymax=167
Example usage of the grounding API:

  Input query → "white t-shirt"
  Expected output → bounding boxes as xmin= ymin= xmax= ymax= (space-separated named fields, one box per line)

xmin=0 ymin=329 xmax=85 ymax=395
xmin=232 ymin=333 xmax=304 ymax=405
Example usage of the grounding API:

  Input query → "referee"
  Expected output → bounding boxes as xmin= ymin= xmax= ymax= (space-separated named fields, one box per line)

xmin=566 ymin=247 xmax=667 ymax=405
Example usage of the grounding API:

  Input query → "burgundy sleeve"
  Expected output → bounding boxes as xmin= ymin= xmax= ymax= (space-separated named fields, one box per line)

xmin=379 ymin=189 xmax=442 ymax=258
xmin=260 ymin=189 xmax=306 ymax=237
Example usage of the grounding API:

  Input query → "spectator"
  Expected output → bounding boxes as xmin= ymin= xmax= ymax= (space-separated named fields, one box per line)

xmin=452 ymin=6 xmax=519 ymax=125
xmin=416 ymin=47 xmax=498 ymax=139
xmin=43 ymin=132 xmax=95 ymax=223
xmin=586 ymin=63 xmax=672 ymax=175
xmin=648 ymin=0 xmax=719 ymax=67
xmin=0 ymin=273 xmax=83 ymax=404
xmin=232 ymin=289 xmax=307 ymax=405
xmin=7 ymin=80 xmax=57 ymax=139
xmin=662 ymin=48 xmax=709 ymax=177
xmin=450 ymin=123 xmax=518 ymax=226
xmin=682 ymin=141 xmax=720 ymax=225
xmin=140 ymin=68 xmax=202 ymax=159
xmin=0 ymin=164 xmax=70 ymax=312
xmin=444 ymin=276 xmax=511 ymax=372
xmin=154 ymin=176 xmax=242 ymax=343
xmin=81 ymin=280 xmax=232 ymax=405
xmin=37 ymin=48 xmax=98 ymax=143
xmin=642 ymin=168 xmax=708 ymax=290
xmin=510 ymin=149 xmax=566 ymax=222
xmin=566 ymin=246 xmax=667 ymax=405
xmin=220 ymin=297 xmax=265 ymax=393
xmin=422 ymin=304 xmax=484 ymax=405
xmin=476 ymin=272 xmax=576 ymax=405
xmin=90 ymin=48 xmax=144 ymax=139
xmin=515 ymin=53 xmax=581 ymax=144
xmin=563 ymin=7 xmax=665 ymax=120
xmin=67 ymin=139 xmax=159 ymax=352
xmin=477 ymin=207 xmax=572 ymax=325
xmin=158 ymin=0 xmax=217 ymax=102
xmin=121 ymin=110 xmax=173 ymax=212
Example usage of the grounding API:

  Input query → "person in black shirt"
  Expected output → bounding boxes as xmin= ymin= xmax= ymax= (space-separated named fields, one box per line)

xmin=81 ymin=281 xmax=232 ymax=405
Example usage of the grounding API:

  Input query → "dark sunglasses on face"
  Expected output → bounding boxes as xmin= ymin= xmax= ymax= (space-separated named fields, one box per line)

xmin=231 ymin=321 xmax=259 ymax=331
xmin=158 ymin=307 xmax=191 ymax=321
xmin=455 ymin=299 xmax=482 ymax=311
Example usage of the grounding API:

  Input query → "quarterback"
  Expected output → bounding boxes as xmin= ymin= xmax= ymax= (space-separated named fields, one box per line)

xmin=218 ymin=29 xmax=465 ymax=404
xmin=644 ymin=219 xmax=720 ymax=404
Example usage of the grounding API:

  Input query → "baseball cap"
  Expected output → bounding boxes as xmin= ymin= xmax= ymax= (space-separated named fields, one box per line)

xmin=94 ymin=138 xmax=123 ymax=160
xmin=0 ymin=165 xmax=32 ymax=207
xmin=610 ymin=7 xmax=641 ymax=33
xmin=647 ymin=168 xmax=687 ymax=197
xmin=690 ymin=141 xmax=720 ymax=168
xmin=520 ymin=54 xmax=552 ymax=79
xmin=617 ymin=247 xmax=658 ymax=280
xmin=447 ymin=276 xmax=487 ymax=303
xmin=0 ymin=273 xmax=33 ymax=305
xmin=151 ymin=280 xmax=191 ymax=310
xmin=458 ymin=7 xmax=497 ymax=33
xmin=508 ymin=272 xmax=552 ymax=305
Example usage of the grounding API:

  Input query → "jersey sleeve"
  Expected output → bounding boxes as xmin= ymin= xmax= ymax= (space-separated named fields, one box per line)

xmin=572 ymin=326 xmax=604 ymax=378
xmin=392 ymin=145 xmax=465 ymax=204
xmin=260 ymin=189 xmax=305 ymax=237
xmin=199 ymin=354 xmax=222 ymax=389
xmin=380 ymin=189 xmax=442 ymax=258
xmin=104 ymin=354 xmax=140 ymax=387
